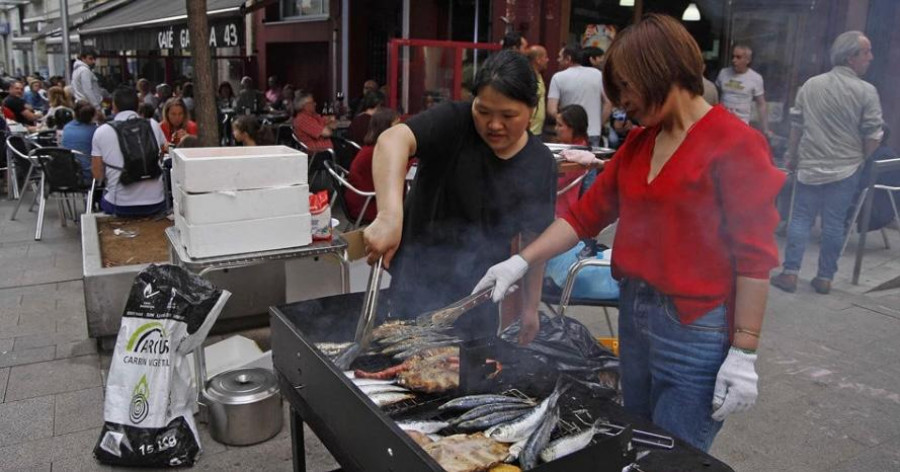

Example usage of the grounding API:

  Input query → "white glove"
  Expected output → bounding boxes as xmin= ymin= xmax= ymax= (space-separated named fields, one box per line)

xmin=472 ymin=255 xmax=529 ymax=303
xmin=560 ymin=149 xmax=603 ymax=167
xmin=711 ymin=347 xmax=758 ymax=421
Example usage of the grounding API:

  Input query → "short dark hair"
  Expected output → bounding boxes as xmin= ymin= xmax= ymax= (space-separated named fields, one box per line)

xmin=472 ymin=49 xmax=538 ymax=108
xmin=580 ymin=47 xmax=604 ymax=66
xmin=177 ymin=135 xmax=201 ymax=148
xmin=558 ymin=105 xmax=589 ymax=141
xmin=364 ymin=107 xmax=399 ymax=146
xmin=113 ymin=86 xmax=139 ymax=112
xmin=78 ymin=47 xmax=98 ymax=59
xmin=181 ymin=82 xmax=193 ymax=98
xmin=603 ymin=14 xmax=704 ymax=109
xmin=361 ymin=91 xmax=384 ymax=111
xmin=501 ymin=32 xmax=524 ymax=50
xmin=232 ymin=115 xmax=274 ymax=145
xmin=137 ymin=103 xmax=155 ymax=119
xmin=74 ymin=100 xmax=96 ymax=124
xmin=561 ymin=45 xmax=581 ymax=64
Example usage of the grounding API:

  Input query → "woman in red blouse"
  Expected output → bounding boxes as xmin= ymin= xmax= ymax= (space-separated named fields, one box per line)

xmin=346 ymin=107 xmax=400 ymax=223
xmin=475 ymin=15 xmax=785 ymax=451
xmin=160 ymin=98 xmax=198 ymax=147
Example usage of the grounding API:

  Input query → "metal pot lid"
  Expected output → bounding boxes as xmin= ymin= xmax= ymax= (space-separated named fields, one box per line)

xmin=204 ymin=368 xmax=280 ymax=405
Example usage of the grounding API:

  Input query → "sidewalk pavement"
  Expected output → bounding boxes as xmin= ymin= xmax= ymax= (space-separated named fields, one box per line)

xmin=1 ymin=194 xmax=899 ymax=471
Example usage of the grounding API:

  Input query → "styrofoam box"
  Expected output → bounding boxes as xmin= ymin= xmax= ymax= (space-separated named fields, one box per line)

xmin=173 ymin=145 xmax=308 ymax=193
xmin=176 ymin=213 xmax=313 ymax=258
xmin=174 ymin=184 xmax=310 ymax=225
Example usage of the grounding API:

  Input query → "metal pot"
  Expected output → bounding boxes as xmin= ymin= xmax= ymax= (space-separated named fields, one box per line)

xmin=200 ymin=368 xmax=283 ymax=446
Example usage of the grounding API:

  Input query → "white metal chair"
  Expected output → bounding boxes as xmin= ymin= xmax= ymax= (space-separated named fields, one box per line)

xmin=323 ymin=159 xmax=375 ymax=230
xmin=6 ymin=134 xmax=41 ymax=200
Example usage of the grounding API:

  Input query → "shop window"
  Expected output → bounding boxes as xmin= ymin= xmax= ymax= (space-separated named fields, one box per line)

xmin=280 ymin=0 xmax=328 ymax=21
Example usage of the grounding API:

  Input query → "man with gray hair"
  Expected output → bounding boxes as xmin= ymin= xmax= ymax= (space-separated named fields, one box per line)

xmin=771 ymin=31 xmax=883 ymax=295
xmin=717 ymin=45 xmax=769 ymax=135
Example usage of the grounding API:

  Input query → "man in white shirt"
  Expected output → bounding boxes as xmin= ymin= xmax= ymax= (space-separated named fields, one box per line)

xmin=716 ymin=45 xmax=769 ymax=135
xmin=771 ymin=31 xmax=883 ymax=295
xmin=548 ymin=46 xmax=609 ymax=147
xmin=72 ymin=48 xmax=105 ymax=110
xmin=91 ymin=87 xmax=168 ymax=216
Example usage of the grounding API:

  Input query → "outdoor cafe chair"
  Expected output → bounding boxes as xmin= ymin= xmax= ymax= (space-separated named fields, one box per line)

xmin=330 ymin=135 xmax=362 ymax=169
xmin=542 ymin=254 xmax=618 ymax=339
xmin=12 ymin=147 xmax=94 ymax=240
xmin=6 ymin=134 xmax=41 ymax=202
xmin=323 ymin=159 xmax=375 ymax=231
xmin=291 ymin=131 xmax=336 ymax=193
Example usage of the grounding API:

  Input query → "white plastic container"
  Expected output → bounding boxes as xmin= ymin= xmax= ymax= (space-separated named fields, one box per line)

xmin=173 ymin=184 xmax=310 ymax=225
xmin=173 ymin=146 xmax=307 ymax=193
xmin=175 ymin=213 xmax=313 ymax=258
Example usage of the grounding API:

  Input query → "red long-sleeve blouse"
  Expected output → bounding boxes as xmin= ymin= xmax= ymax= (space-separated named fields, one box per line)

xmin=562 ymin=105 xmax=785 ymax=324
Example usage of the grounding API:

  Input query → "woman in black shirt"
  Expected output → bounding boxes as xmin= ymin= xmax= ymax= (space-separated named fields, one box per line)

xmin=363 ymin=50 xmax=556 ymax=344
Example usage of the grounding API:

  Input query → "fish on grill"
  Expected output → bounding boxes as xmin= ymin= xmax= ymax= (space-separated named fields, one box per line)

xmin=397 ymin=351 xmax=461 ymax=394
xmin=518 ymin=406 xmax=559 ymax=470
xmin=539 ymin=417 xmax=609 ymax=463
xmin=407 ymin=430 xmax=435 ymax=447
xmin=422 ymin=433 xmax=510 ymax=472
xmin=439 ymin=395 xmax=535 ymax=411
xmin=354 ymin=346 xmax=459 ymax=380
xmin=449 ymin=403 xmax=534 ymax=426
xmin=397 ymin=420 xmax=451 ymax=435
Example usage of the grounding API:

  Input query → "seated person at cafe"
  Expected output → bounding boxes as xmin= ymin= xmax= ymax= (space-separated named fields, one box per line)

xmin=232 ymin=115 xmax=274 ymax=147
xmin=24 ymin=79 xmax=48 ymax=113
xmin=61 ymin=100 xmax=98 ymax=181
xmin=292 ymin=92 xmax=335 ymax=152
xmin=3 ymin=80 xmax=38 ymax=127
xmin=348 ymin=91 xmax=383 ymax=144
xmin=91 ymin=87 xmax=168 ymax=217
xmin=347 ymin=107 xmax=399 ymax=223
xmin=235 ymin=76 xmax=267 ymax=115
xmin=160 ymin=98 xmax=198 ymax=147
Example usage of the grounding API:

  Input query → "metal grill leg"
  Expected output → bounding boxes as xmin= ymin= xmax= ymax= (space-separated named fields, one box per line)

xmin=291 ymin=408 xmax=307 ymax=472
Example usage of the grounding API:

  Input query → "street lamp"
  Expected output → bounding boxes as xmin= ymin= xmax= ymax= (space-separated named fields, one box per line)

xmin=619 ymin=0 xmax=635 ymax=6
xmin=682 ymin=3 xmax=701 ymax=21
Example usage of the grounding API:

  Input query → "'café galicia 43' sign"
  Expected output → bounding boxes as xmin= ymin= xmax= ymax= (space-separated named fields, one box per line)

xmin=158 ymin=23 xmax=241 ymax=50
xmin=83 ymin=20 xmax=244 ymax=52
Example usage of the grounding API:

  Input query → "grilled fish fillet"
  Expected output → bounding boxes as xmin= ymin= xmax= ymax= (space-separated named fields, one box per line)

xmin=422 ymin=433 xmax=510 ymax=472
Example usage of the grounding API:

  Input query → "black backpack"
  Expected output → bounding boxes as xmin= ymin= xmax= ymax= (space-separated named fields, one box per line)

xmin=106 ymin=118 xmax=162 ymax=185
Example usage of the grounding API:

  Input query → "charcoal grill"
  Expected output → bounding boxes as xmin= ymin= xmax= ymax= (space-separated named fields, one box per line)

xmin=271 ymin=291 xmax=735 ymax=472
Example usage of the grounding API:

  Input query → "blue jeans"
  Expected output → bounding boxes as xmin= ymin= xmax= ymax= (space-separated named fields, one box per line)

xmin=618 ymin=279 xmax=730 ymax=452
xmin=783 ymin=170 xmax=861 ymax=280
xmin=100 ymin=198 xmax=166 ymax=217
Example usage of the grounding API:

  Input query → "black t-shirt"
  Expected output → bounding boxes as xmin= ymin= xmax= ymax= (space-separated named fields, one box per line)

xmin=4 ymin=95 xmax=33 ymax=126
xmin=388 ymin=101 xmax=556 ymax=325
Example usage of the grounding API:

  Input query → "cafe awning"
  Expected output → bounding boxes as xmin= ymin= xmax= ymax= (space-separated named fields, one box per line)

xmin=79 ymin=0 xmax=247 ymax=35
xmin=78 ymin=0 xmax=248 ymax=52
xmin=35 ymin=0 xmax=132 ymax=40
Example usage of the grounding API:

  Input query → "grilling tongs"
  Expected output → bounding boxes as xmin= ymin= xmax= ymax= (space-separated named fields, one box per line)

xmin=352 ymin=256 xmax=494 ymax=350
xmin=353 ymin=255 xmax=384 ymax=352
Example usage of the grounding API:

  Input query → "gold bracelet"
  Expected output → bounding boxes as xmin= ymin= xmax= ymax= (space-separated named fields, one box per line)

xmin=735 ymin=328 xmax=760 ymax=338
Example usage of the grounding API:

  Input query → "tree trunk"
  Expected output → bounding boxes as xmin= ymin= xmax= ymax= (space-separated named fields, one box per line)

xmin=186 ymin=0 xmax=219 ymax=146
